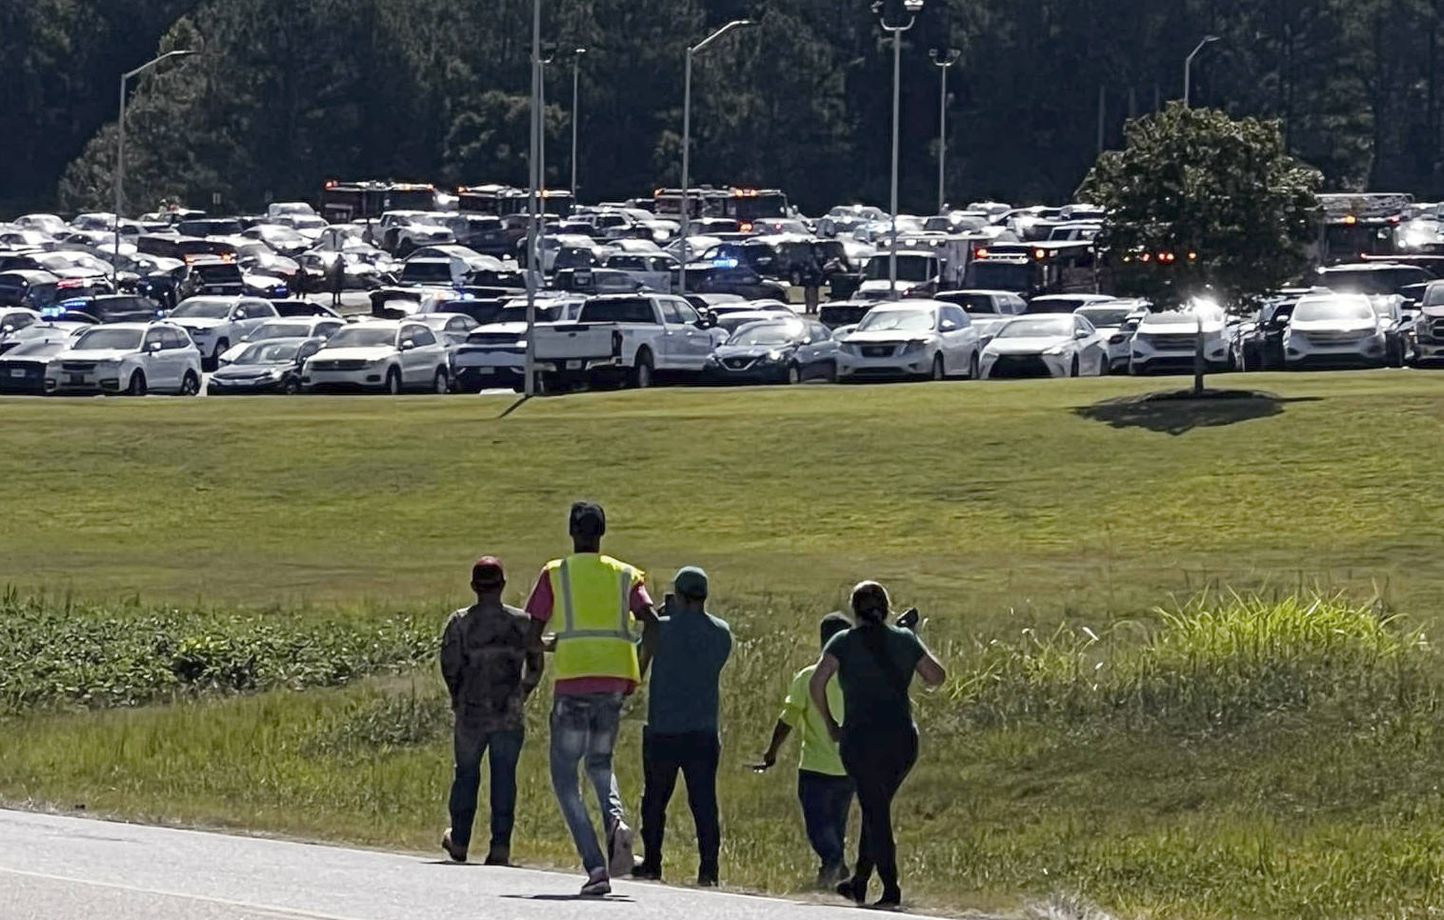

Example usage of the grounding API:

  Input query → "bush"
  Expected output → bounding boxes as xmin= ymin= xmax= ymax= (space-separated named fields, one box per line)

xmin=0 ymin=590 xmax=434 ymax=713
xmin=945 ymin=594 xmax=1436 ymax=735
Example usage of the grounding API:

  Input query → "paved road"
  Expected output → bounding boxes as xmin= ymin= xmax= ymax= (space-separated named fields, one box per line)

xmin=0 ymin=809 xmax=940 ymax=920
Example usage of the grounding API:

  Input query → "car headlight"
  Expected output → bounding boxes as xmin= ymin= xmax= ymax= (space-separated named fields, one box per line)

xmin=840 ymin=343 xmax=858 ymax=356
xmin=1043 ymin=345 xmax=1067 ymax=356
xmin=764 ymin=349 xmax=789 ymax=363
xmin=268 ymin=368 xmax=286 ymax=379
xmin=900 ymin=340 xmax=927 ymax=355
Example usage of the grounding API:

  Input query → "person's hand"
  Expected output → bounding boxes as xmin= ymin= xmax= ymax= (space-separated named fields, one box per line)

xmin=541 ymin=633 xmax=558 ymax=653
xmin=749 ymin=750 xmax=778 ymax=773
xmin=825 ymin=719 xmax=842 ymax=744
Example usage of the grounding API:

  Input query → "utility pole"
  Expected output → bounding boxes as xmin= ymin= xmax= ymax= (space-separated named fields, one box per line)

xmin=523 ymin=0 xmax=542 ymax=397
xmin=929 ymin=48 xmax=960 ymax=214
xmin=875 ymin=0 xmax=926 ymax=299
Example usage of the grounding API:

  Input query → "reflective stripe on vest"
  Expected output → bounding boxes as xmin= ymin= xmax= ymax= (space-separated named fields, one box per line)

xmin=556 ymin=559 xmax=635 ymax=642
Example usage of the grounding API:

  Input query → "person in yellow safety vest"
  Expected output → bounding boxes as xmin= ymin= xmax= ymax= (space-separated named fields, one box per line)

xmin=525 ymin=501 xmax=660 ymax=899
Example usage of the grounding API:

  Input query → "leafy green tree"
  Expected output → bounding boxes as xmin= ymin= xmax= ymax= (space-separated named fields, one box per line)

xmin=1079 ymin=104 xmax=1322 ymax=311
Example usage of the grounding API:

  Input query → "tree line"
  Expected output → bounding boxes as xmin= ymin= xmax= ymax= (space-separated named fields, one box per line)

xmin=5 ymin=0 xmax=1444 ymax=217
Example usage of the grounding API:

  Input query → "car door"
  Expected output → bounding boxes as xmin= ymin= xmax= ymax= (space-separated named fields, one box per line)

xmin=161 ymin=326 xmax=195 ymax=386
xmin=805 ymin=322 xmax=838 ymax=379
xmin=1075 ymin=316 xmax=1106 ymax=374
xmin=656 ymin=298 xmax=687 ymax=369
xmin=939 ymin=305 xmax=976 ymax=370
xmin=401 ymin=323 xmax=440 ymax=386
xmin=140 ymin=327 xmax=177 ymax=390
xmin=670 ymin=299 xmax=711 ymax=368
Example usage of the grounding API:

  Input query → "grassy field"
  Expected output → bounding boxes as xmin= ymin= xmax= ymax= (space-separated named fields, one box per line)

xmin=3 ymin=372 xmax=1444 ymax=918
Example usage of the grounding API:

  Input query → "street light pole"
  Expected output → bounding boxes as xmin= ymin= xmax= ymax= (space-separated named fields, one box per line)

xmin=570 ymin=48 xmax=586 ymax=199
xmin=680 ymin=19 xmax=753 ymax=296
xmin=112 ymin=49 xmax=197 ymax=282
xmin=930 ymin=48 xmax=960 ymax=214
xmin=1184 ymin=35 xmax=1219 ymax=108
xmin=524 ymin=0 xmax=542 ymax=397
xmin=875 ymin=0 xmax=925 ymax=300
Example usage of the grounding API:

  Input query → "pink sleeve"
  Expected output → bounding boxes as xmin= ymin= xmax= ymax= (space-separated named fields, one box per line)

xmin=525 ymin=569 xmax=554 ymax=623
xmin=630 ymin=581 xmax=654 ymax=615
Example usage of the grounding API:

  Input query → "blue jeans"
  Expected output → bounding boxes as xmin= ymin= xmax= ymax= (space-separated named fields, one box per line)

xmin=448 ymin=723 xmax=524 ymax=854
xmin=798 ymin=769 xmax=854 ymax=871
xmin=549 ymin=692 xmax=626 ymax=874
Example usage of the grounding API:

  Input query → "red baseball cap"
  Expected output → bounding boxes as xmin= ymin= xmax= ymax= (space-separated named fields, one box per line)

xmin=472 ymin=556 xmax=506 ymax=587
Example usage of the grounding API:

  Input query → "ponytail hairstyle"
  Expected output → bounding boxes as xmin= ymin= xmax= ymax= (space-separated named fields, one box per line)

xmin=850 ymin=581 xmax=891 ymax=626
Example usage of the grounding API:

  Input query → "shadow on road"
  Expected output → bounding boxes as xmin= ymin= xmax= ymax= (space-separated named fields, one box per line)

xmin=498 ymin=395 xmax=532 ymax=419
xmin=1074 ymin=389 xmax=1322 ymax=436
xmin=501 ymin=894 xmax=637 ymax=902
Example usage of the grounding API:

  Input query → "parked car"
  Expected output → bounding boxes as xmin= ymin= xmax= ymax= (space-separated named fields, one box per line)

xmin=45 ymin=322 xmax=202 ymax=396
xmin=836 ymin=300 xmax=981 ymax=381
xmin=978 ymin=313 xmax=1108 ymax=379
xmin=0 ymin=270 xmax=61 ymax=309
xmin=167 ymin=296 xmax=280 ymax=368
xmin=933 ymin=289 xmax=1028 ymax=345
xmin=0 ymin=307 xmax=42 ymax=352
xmin=451 ymin=300 xmax=585 ymax=393
xmin=1282 ymin=294 xmax=1389 ymax=369
xmin=1075 ymin=299 xmax=1149 ymax=374
xmin=1236 ymin=298 xmax=1299 ymax=371
xmin=302 ymin=319 xmax=452 ymax=394
xmin=703 ymin=318 xmax=839 ymax=385
xmin=0 ymin=339 xmax=65 ymax=394
xmin=52 ymin=294 xmax=163 ymax=325
xmin=530 ymin=294 xmax=716 ymax=390
xmin=218 ymin=316 xmax=345 ymax=364
xmin=1025 ymin=293 xmax=1117 ymax=314
xmin=1129 ymin=304 xmax=1233 ymax=375
xmin=817 ymin=300 xmax=876 ymax=331
xmin=208 ymin=338 xmax=323 ymax=395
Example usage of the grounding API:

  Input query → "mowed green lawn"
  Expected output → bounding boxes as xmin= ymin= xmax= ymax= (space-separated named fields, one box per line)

xmin=2 ymin=371 xmax=1443 ymax=620
xmin=5 ymin=372 xmax=1444 ymax=920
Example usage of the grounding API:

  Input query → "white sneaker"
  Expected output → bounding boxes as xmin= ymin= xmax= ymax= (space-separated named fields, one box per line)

xmin=580 ymin=869 xmax=611 ymax=897
xmin=607 ymin=819 xmax=635 ymax=880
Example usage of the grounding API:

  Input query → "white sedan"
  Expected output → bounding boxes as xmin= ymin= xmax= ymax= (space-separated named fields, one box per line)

xmin=45 ymin=322 xmax=203 ymax=396
xmin=979 ymin=314 xmax=1108 ymax=379
xmin=836 ymin=300 xmax=981 ymax=381
xmin=218 ymin=316 xmax=346 ymax=365
xmin=167 ymin=296 xmax=279 ymax=369
xmin=301 ymin=320 xmax=452 ymax=394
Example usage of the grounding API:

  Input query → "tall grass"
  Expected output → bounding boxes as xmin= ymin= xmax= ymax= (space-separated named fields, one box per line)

xmin=943 ymin=593 xmax=1436 ymax=734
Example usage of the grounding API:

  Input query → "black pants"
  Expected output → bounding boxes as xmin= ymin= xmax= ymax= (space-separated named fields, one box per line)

xmin=639 ymin=729 xmax=721 ymax=876
xmin=840 ymin=725 xmax=918 ymax=895
xmin=798 ymin=770 xmax=854 ymax=871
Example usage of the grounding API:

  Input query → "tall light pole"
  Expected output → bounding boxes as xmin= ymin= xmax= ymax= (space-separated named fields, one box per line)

xmin=1183 ymin=35 xmax=1219 ymax=108
xmin=680 ymin=18 xmax=753 ymax=295
xmin=875 ymin=0 xmax=925 ymax=299
xmin=113 ymin=49 xmax=198 ymax=281
xmin=929 ymin=47 xmax=960 ymax=215
xmin=524 ymin=0 xmax=543 ymax=397
xmin=570 ymin=48 xmax=587 ymax=199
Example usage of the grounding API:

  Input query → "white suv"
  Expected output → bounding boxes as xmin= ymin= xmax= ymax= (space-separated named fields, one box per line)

xmin=836 ymin=300 xmax=981 ymax=381
xmin=168 ymin=296 xmax=279 ymax=369
xmin=46 ymin=322 xmax=203 ymax=396
xmin=1129 ymin=303 xmax=1232 ymax=375
xmin=302 ymin=320 xmax=452 ymax=394
xmin=1283 ymin=294 xmax=1388 ymax=369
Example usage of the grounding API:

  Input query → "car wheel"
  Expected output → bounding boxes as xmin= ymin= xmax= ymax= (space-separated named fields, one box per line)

xmin=433 ymin=367 xmax=449 ymax=394
xmin=1070 ymin=355 xmax=1080 ymax=378
xmin=825 ymin=360 xmax=839 ymax=383
xmin=180 ymin=371 xmax=200 ymax=396
xmin=124 ymin=371 xmax=147 ymax=396
xmin=968 ymin=351 xmax=980 ymax=380
xmin=282 ymin=377 xmax=300 ymax=395
xmin=786 ymin=363 xmax=801 ymax=385
xmin=384 ymin=367 xmax=402 ymax=395
xmin=631 ymin=349 xmax=654 ymax=389
xmin=930 ymin=354 xmax=945 ymax=381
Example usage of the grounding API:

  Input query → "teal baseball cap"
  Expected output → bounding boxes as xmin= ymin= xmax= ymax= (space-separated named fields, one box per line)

xmin=674 ymin=566 xmax=709 ymax=600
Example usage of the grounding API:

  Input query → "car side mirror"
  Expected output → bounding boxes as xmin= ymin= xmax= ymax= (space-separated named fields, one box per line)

xmin=1076 ymin=329 xmax=1090 ymax=339
xmin=147 ymin=340 xmax=163 ymax=352
xmin=940 ymin=320 xmax=958 ymax=332
xmin=399 ymin=339 xmax=414 ymax=350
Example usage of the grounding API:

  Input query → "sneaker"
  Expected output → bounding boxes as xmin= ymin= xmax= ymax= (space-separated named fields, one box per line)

xmin=836 ymin=877 xmax=867 ymax=905
xmin=440 ymin=829 xmax=467 ymax=864
xmin=580 ymin=869 xmax=612 ymax=898
xmin=607 ymin=820 xmax=635 ymax=879
xmin=632 ymin=858 xmax=662 ymax=881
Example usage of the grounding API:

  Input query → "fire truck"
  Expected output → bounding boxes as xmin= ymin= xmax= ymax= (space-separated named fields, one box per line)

xmin=456 ymin=185 xmax=574 ymax=218
xmin=319 ymin=181 xmax=438 ymax=222
xmin=652 ymin=186 xmax=790 ymax=223
xmin=1317 ymin=192 xmax=1412 ymax=265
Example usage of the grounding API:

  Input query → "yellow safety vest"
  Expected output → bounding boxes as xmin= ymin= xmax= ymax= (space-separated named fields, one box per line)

xmin=549 ymin=553 xmax=643 ymax=684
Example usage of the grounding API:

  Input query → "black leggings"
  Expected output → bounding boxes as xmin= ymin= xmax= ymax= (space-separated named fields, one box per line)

xmin=840 ymin=725 xmax=919 ymax=894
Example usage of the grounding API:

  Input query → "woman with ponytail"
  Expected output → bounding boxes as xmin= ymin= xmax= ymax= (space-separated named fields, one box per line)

xmin=808 ymin=581 xmax=946 ymax=910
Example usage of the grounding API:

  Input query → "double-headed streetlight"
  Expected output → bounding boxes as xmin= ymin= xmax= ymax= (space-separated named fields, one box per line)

xmin=929 ymin=47 xmax=960 ymax=215
xmin=679 ymin=18 xmax=753 ymax=295
xmin=113 ymin=49 xmax=198 ymax=280
xmin=569 ymin=48 xmax=587 ymax=198
xmin=874 ymin=0 xmax=925 ymax=299
xmin=1183 ymin=35 xmax=1219 ymax=108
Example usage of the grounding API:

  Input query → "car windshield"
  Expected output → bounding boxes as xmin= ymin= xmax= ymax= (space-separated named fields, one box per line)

xmin=865 ymin=256 xmax=934 ymax=282
xmin=996 ymin=316 xmax=1073 ymax=339
xmin=8 ymin=341 xmax=64 ymax=358
xmin=235 ymin=341 xmax=302 ymax=364
xmin=729 ymin=323 xmax=800 ymax=346
xmin=1293 ymin=298 xmax=1375 ymax=322
xmin=1077 ymin=307 xmax=1133 ymax=327
xmin=327 ymin=327 xmax=396 ymax=348
xmin=73 ymin=328 xmax=143 ymax=351
xmin=580 ymin=298 xmax=654 ymax=324
xmin=250 ymin=323 xmax=311 ymax=340
xmin=1147 ymin=311 xmax=1213 ymax=326
xmin=857 ymin=309 xmax=934 ymax=333
xmin=170 ymin=299 xmax=233 ymax=319
xmin=1321 ymin=268 xmax=1427 ymax=295
xmin=943 ymin=294 xmax=999 ymax=314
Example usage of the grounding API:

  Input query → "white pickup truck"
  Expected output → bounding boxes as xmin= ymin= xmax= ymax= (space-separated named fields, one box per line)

xmin=531 ymin=294 xmax=716 ymax=389
xmin=450 ymin=297 xmax=585 ymax=392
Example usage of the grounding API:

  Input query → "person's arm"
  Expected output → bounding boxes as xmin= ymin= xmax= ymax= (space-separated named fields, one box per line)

xmin=631 ymin=579 xmax=660 ymax=678
xmin=439 ymin=618 xmax=462 ymax=710
xmin=522 ymin=623 xmax=546 ymax=698
xmin=915 ymin=643 xmax=947 ymax=688
xmin=524 ymin=569 xmax=557 ymax=654
xmin=751 ymin=720 xmax=792 ymax=772
xmin=809 ymin=654 xmax=842 ymax=743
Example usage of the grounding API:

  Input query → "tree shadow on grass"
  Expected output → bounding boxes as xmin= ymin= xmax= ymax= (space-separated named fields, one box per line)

xmin=1074 ymin=389 xmax=1323 ymax=436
